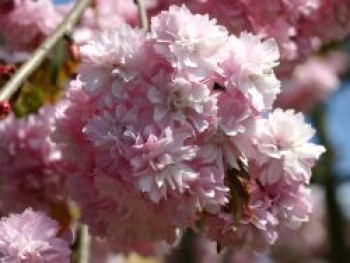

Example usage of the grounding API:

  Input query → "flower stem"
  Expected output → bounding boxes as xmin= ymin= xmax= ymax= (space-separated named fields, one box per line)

xmin=0 ymin=0 xmax=91 ymax=102
xmin=135 ymin=0 xmax=149 ymax=31
xmin=78 ymin=225 xmax=91 ymax=263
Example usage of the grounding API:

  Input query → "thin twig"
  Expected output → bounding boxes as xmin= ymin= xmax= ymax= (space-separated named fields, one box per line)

xmin=135 ymin=0 xmax=149 ymax=31
xmin=78 ymin=225 xmax=91 ymax=263
xmin=0 ymin=0 xmax=91 ymax=102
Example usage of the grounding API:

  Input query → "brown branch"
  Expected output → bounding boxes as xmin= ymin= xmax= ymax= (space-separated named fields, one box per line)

xmin=0 ymin=0 xmax=91 ymax=102
xmin=135 ymin=0 xmax=149 ymax=31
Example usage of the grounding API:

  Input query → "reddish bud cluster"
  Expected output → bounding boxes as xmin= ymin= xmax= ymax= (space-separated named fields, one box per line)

xmin=0 ymin=64 xmax=15 ymax=79
xmin=0 ymin=101 xmax=11 ymax=118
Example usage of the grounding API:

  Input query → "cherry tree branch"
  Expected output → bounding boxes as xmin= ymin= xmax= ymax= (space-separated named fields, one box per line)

xmin=0 ymin=0 xmax=91 ymax=102
xmin=135 ymin=0 xmax=149 ymax=31
xmin=78 ymin=225 xmax=91 ymax=263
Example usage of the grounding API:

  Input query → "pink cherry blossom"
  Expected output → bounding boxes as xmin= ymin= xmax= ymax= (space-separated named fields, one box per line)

xmin=78 ymin=24 xmax=155 ymax=98
xmin=150 ymin=0 xmax=350 ymax=76
xmin=0 ymin=208 xmax=71 ymax=263
xmin=0 ymin=0 xmax=62 ymax=52
xmin=150 ymin=5 xmax=230 ymax=79
xmin=221 ymin=33 xmax=280 ymax=112
xmin=204 ymin=184 xmax=279 ymax=253
xmin=148 ymin=74 xmax=218 ymax=132
xmin=51 ymin=5 xmax=325 ymax=252
xmin=244 ymin=109 xmax=325 ymax=185
xmin=130 ymin=126 xmax=198 ymax=203
xmin=0 ymin=106 xmax=67 ymax=213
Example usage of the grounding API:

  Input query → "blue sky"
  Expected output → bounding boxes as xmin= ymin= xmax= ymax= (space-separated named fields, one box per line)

xmin=327 ymin=82 xmax=350 ymax=177
xmin=53 ymin=0 xmax=71 ymax=3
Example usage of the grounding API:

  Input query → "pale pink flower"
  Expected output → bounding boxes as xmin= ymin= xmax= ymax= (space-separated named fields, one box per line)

xmin=204 ymin=194 xmax=279 ymax=252
xmin=221 ymin=33 xmax=280 ymax=111
xmin=197 ymin=91 xmax=253 ymax=172
xmin=52 ymin=78 xmax=95 ymax=172
xmin=188 ymin=166 xmax=229 ymax=214
xmin=270 ymin=182 xmax=312 ymax=229
xmin=130 ymin=127 xmax=198 ymax=203
xmin=151 ymin=0 xmax=350 ymax=76
xmin=0 ymin=106 xmax=67 ymax=213
xmin=275 ymin=185 xmax=328 ymax=258
xmin=246 ymin=109 xmax=325 ymax=185
xmin=78 ymin=24 xmax=154 ymax=97
xmin=0 ymin=0 xmax=62 ymax=51
xmin=0 ymin=208 xmax=71 ymax=263
xmin=151 ymin=5 xmax=230 ymax=78
xmin=148 ymin=74 xmax=218 ymax=132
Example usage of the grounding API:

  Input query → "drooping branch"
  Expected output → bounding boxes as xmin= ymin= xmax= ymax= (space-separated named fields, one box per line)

xmin=135 ymin=0 xmax=149 ymax=31
xmin=0 ymin=0 xmax=91 ymax=102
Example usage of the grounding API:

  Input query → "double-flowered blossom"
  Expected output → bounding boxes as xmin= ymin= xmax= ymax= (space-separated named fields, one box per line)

xmin=245 ymin=109 xmax=326 ymax=185
xmin=53 ymin=4 xmax=325 ymax=252
xmin=0 ymin=106 xmax=67 ymax=213
xmin=0 ymin=0 xmax=62 ymax=52
xmin=220 ymin=32 xmax=281 ymax=111
xmin=0 ymin=208 xmax=71 ymax=262
xmin=151 ymin=5 xmax=230 ymax=78
xmin=204 ymin=109 xmax=325 ymax=251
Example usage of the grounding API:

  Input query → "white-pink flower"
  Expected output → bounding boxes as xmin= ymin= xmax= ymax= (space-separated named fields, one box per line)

xmin=151 ymin=5 xmax=230 ymax=78
xmin=131 ymin=127 xmax=198 ymax=203
xmin=79 ymin=24 xmax=154 ymax=96
xmin=0 ymin=106 xmax=67 ymax=213
xmin=0 ymin=208 xmax=71 ymax=263
xmin=247 ymin=109 xmax=325 ymax=185
xmin=197 ymin=91 xmax=253 ymax=172
xmin=0 ymin=0 xmax=61 ymax=51
xmin=148 ymin=74 xmax=218 ymax=132
xmin=221 ymin=33 xmax=281 ymax=111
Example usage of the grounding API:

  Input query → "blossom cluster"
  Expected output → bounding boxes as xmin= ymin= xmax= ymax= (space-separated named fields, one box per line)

xmin=0 ymin=208 xmax=71 ymax=262
xmin=0 ymin=106 xmax=67 ymax=213
xmin=0 ymin=0 xmax=61 ymax=52
xmin=151 ymin=0 xmax=350 ymax=76
xmin=53 ymin=5 xmax=325 ymax=252
xmin=1 ymin=0 xmax=349 ymax=77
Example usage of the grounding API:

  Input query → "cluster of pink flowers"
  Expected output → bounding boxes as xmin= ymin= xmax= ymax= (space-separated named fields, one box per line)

xmin=53 ymin=5 xmax=325 ymax=252
xmin=149 ymin=0 xmax=350 ymax=75
xmin=276 ymin=52 xmax=348 ymax=112
xmin=204 ymin=109 xmax=325 ymax=251
xmin=0 ymin=106 xmax=67 ymax=213
xmin=0 ymin=0 xmax=62 ymax=52
xmin=1 ymin=0 xmax=349 ymax=75
xmin=0 ymin=208 xmax=71 ymax=262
